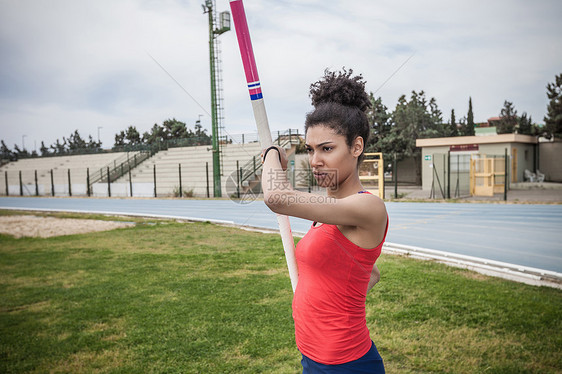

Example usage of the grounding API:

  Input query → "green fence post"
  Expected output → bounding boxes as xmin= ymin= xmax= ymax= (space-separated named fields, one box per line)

xmin=504 ymin=148 xmax=508 ymax=201
xmin=178 ymin=163 xmax=182 ymax=198
xmin=19 ymin=171 xmax=23 ymax=196
xmin=35 ymin=170 xmax=39 ymax=196
xmin=240 ymin=166 xmax=244 ymax=195
xmin=107 ymin=167 xmax=111 ymax=197
xmin=206 ymin=162 xmax=210 ymax=198
xmin=4 ymin=171 xmax=8 ymax=196
xmin=68 ymin=169 xmax=72 ymax=197
xmin=447 ymin=151 xmax=451 ymax=199
xmin=443 ymin=154 xmax=446 ymax=199
xmin=153 ymin=164 xmax=157 ymax=198
xmin=129 ymin=167 xmax=133 ymax=197
xmin=394 ymin=153 xmax=398 ymax=199
xmin=51 ymin=169 xmax=54 ymax=196
xmin=87 ymin=168 xmax=91 ymax=197
xmin=236 ymin=160 xmax=240 ymax=198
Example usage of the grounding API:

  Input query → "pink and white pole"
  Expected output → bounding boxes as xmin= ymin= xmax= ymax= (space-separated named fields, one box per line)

xmin=230 ymin=0 xmax=298 ymax=292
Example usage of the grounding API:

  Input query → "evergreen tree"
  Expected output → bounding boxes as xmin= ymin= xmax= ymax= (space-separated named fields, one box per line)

xmin=114 ymin=131 xmax=126 ymax=147
xmin=87 ymin=135 xmax=101 ymax=151
xmin=125 ymin=126 xmax=141 ymax=145
xmin=67 ymin=130 xmax=87 ymax=153
xmin=426 ymin=97 xmax=445 ymax=138
xmin=446 ymin=109 xmax=458 ymax=137
xmin=40 ymin=141 xmax=50 ymax=156
xmin=193 ymin=119 xmax=211 ymax=144
xmin=544 ymin=73 xmax=562 ymax=139
xmin=386 ymin=91 xmax=443 ymax=182
xmin=1 ymin=140 xmax=13 ymax=160
xmin=143 ymin=123 xmax=165 ymax=145
xmin=458 ymin=117 xmax=468 ymax=135
xmin=51 ymin=139 xmax=66 ymax=155
xmin=162 ymin=118 xmax=189 ymax=140
xmin=497 ymin=101 xmax=518 ymax=134
xmin=517 ymin=112 xmax=534 ymax=135
xmin=466 ymin=97 xmax=475 ymax=136
xmin=13 ymin=144 xmax=30 ymax=159
xmin=366 ymin=94 xmax=392 ymax=151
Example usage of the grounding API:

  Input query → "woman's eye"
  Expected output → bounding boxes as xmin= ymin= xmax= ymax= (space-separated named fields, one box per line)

xmin=306 ymin=148 xmax=313 ymax=153
xmin=323 ymin=146 xmax=332 ymax=152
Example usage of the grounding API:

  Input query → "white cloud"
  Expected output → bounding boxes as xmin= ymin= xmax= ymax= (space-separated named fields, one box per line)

xmin=0 ymin=0 xmax=560 ymax=151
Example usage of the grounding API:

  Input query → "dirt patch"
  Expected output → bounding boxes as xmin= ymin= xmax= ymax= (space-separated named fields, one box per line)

xmin=0 ymin=215 xmax=134 ymax=238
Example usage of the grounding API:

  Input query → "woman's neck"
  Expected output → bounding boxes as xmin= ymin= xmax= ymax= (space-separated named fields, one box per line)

xmin=327 ymin=173 xmax=363 ymax=199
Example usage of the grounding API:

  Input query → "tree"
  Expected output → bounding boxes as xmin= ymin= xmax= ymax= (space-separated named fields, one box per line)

xmin=51 ymin=139 xmax=66 ymax=155
xmin=13 ymin=144 xmax=29 ymax=159
xmin=125 ymin=126 xmax=141 ymax=145
xmin=67 ymin=130 xmax=87 ymax=153
xmin=544 ymin=73 xmax=562 ymax=139
xmin=466 ymin=97 xmax=475 ymax=136
xmin=392 ymin=91 xmax=445 ymax=147
xmin=143 ymin=123 xmax=165 ymax=145
xmin=162 ymin=118 xmax=189 ymax=140
xmin=366 ymin=94 xmax=392 ymax=148
xmin=40 ymin=141 xmax=50 ymax=157
xmin=446 ymin=109 xmax=458 ymax=137
xmin=517 ymin=112 xmax=534 ymax=135
xmin=381 ymin=91 xmax=444 ymax=182
xmin=87 ymin=135 xmax=102 ymax=152
xmin=1 ymin=140 xmax=13 ymax=160
xmin=425 ymin=97 xmax=445 ymax=138
xmin=114 ymin=131 xmax=126 ymax=147
xmin=193 ymin=120 xmax=212 ymax=144
xmin=497 ymin=101 xmax=518 ymax=134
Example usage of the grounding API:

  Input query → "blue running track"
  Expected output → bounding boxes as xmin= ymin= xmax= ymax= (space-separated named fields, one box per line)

xmin=1 ymin=197 xmax=561 ymax=273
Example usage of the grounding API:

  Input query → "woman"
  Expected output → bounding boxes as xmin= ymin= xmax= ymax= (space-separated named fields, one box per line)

xmin=261 ymin=69 xmax=388 ymax=373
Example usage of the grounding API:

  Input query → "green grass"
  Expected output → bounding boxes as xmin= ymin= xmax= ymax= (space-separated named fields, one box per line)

xmin=0 ymin=212 xmax=561 ymax=373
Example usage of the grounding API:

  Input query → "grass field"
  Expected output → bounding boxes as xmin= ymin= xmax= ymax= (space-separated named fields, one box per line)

xmin=1 ymin=211 xmax=561 ymax=373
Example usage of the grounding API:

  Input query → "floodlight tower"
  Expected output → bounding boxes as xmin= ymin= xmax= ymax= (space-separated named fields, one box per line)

xmin=202 ymin=0 xmax=230 ymax=197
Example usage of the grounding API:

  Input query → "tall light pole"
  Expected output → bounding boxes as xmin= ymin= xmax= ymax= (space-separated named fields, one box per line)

xmin=22 ymin=135 xmax=27 ymax=150
xmin=202 ymin=0 xmax=230 ymax=197
xmin=97 ymin=126 xmax=103 ymax=144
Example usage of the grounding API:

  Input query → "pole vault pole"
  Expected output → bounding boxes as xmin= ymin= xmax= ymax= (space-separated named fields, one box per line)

xmin=229 ymin=0 xmax=298 ymax=292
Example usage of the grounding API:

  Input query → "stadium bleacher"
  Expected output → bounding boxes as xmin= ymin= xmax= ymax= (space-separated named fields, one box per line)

xmin=0 ymin=130 xmax=302 ymax=198
xmin=112 ymin=142 xmax=263 ymax=197
xmin=0 ymin=152 xmax=143 ymax=196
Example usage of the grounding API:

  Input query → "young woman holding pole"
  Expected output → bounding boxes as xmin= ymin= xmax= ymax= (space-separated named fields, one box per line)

xmin=262 ymin=69 xmax=388 ymax=373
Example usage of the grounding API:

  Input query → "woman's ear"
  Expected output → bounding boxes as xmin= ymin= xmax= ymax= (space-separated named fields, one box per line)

xmin=352 ymin=136 xmax=364 ymax=158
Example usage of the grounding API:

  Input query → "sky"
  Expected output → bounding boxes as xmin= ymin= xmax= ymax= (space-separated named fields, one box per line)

xmin=0 ymin=0 xmax=560 ymax=152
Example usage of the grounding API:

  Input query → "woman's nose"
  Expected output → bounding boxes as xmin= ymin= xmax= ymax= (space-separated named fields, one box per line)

xmin=310 ymin=152 xmax=322 ymax=167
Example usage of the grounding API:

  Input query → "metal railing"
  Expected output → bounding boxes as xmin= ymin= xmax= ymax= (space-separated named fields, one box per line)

xmin=238 ymin=129 xmax=302 ymax=189
xmin=89 ymin=151 xmax=152 ymax=188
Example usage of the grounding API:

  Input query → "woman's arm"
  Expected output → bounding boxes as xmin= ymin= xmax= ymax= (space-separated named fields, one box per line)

xmin=261 ymin=146 xmax=386 ymax=230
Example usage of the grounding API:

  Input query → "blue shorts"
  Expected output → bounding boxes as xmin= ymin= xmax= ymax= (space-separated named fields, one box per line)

xmin=301 ymin=341 xmax=385 ymax=373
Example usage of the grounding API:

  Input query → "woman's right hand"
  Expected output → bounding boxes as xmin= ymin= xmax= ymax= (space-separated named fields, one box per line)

xmin=261 ymin=145 xmax=288 ymax=170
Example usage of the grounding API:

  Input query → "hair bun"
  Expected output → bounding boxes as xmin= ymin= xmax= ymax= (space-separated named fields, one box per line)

xmin=309 ymin=68 xmax=371 ymax=112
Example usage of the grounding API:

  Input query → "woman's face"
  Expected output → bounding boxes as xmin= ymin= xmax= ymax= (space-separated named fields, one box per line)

xmin=305 ymin=125 xmax=363 ymax=189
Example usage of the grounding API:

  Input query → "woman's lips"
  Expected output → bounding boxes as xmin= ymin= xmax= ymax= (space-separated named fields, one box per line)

xmin=313 ymin=171 xmax=328 ymax=180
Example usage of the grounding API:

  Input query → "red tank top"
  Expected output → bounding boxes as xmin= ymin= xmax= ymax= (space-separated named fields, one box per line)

xmin=292 ymin=195 xmax=388 ymax=365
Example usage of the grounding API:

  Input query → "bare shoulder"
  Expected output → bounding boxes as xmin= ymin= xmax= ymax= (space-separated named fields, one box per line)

xmin=345 ymin=192 xmax=387 ymax=229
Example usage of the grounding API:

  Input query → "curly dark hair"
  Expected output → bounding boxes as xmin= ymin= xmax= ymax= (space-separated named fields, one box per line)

xmin=305 ymin=68 xmax=371 ymax=164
